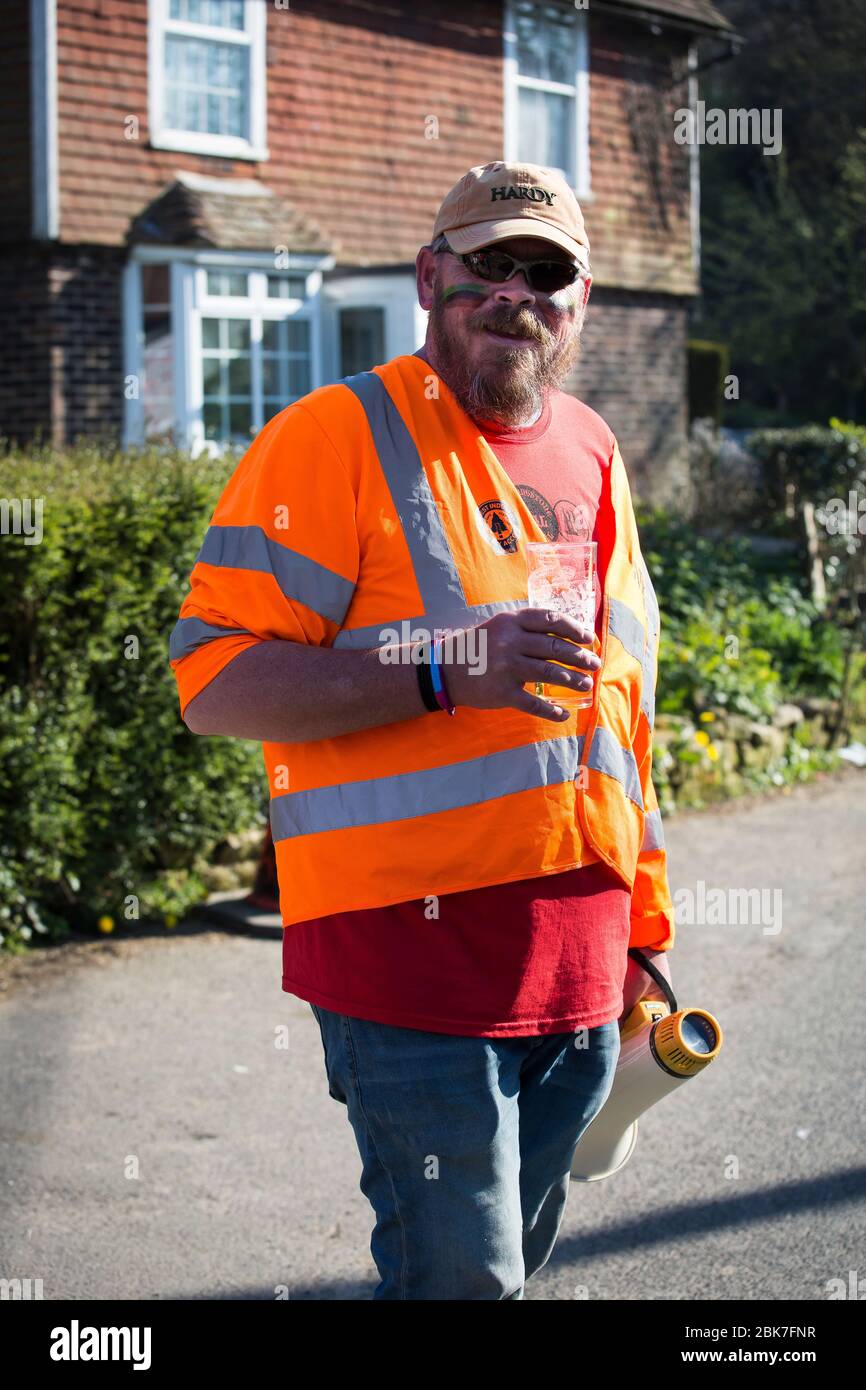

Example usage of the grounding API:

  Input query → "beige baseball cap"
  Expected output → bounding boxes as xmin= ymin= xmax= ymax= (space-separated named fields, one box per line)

xmin=432 ymin=161 xmax=591 ymax=270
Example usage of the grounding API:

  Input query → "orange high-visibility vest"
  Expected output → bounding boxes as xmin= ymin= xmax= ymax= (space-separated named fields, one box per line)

xmin=170 ymin=354 xmax=674 ymax=950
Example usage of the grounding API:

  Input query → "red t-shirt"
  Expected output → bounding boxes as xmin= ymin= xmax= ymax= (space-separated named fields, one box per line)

xmin=281 ymin=389 xmax=632 ymax=1036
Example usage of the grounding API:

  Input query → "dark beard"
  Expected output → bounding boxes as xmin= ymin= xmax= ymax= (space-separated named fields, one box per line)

xmin=427 ymin=284 xmax=583 ymax=428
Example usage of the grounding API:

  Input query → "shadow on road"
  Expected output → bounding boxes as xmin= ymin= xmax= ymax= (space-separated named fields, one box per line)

xmin=553 ymin=1164 xmax=866 ymax=1264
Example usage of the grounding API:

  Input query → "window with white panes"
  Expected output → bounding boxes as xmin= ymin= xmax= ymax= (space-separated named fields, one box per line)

xmin=504 ymin=0 xmax=589 ymax=194
xmin=148 ymin=0 xmax=267 ymax=159
xmin=124 ymin=258 xmax=323 ymax=451
xmin=196 ymin=268 xmax=315 ymax=445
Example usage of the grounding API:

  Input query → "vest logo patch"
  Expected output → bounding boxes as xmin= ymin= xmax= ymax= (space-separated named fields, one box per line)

xmin=479 ymin=499 xmax=518 ymax=553
xmin=490 ymin=185 xmax=556 ymax=207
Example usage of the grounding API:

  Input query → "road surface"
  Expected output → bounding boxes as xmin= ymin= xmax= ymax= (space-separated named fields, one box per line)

xmin=1 ymin=769 xmax=864 ymax=1300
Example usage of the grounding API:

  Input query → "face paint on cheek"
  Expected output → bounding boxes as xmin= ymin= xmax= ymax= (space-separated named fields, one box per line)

xmin=547 ymin=288 xmax=577 ymax=315
xmin=440 ymin=282 xmax=490 ymax=303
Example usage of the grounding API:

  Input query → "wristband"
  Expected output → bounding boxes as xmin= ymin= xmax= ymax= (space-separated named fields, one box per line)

xmin=430 ymin=637 xmax=456 ymax=716
xmin=415 ymin=639 xmax=441 ymax=713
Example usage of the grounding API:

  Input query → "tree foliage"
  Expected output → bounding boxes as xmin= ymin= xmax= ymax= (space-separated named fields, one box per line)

xmin=695 ymin=0 xmax=866 ymax=423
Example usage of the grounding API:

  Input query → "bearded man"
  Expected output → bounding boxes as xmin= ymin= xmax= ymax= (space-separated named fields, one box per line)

xmin=170 ymin=161 xmax=675 ymax=1301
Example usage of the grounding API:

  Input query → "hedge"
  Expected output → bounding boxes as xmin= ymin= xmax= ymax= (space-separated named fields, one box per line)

xmin=0 ymin=442 xmax=267 ymax=951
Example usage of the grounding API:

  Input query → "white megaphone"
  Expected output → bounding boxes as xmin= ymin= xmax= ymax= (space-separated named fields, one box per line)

xmin=571 ymin=948 xmax=723 ymax=1182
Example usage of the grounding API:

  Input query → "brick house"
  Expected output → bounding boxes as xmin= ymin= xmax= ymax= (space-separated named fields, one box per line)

xmin=3 ymin=0 xmax=731 ymax=504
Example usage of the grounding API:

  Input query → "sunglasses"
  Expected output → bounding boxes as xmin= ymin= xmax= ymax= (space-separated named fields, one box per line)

xmin=454 ymin=247 xmax=581 ymax=294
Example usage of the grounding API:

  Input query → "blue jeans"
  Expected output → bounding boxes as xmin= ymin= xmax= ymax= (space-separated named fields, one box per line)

xmin=309 ymin=1003 xmax=621 ymax=1300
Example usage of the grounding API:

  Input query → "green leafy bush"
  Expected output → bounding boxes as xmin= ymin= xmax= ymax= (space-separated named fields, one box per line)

xmin=636 ymin=508 xmax=849 ymax=717
xmin=746 ymin=420 xmax=866 ymax=522
xmin=0 ymin=442 xmax=267 ymax=950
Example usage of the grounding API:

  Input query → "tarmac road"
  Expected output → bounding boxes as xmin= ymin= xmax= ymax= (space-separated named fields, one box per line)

xmin=1 ymin=768 xmax=864 ymax=1301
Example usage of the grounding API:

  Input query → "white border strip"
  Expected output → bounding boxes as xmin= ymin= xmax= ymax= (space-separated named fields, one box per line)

xmin=30 ymin=0 xmax=58 ymax=239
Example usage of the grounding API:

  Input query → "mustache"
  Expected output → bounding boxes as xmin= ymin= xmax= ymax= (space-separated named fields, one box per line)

xmin=472 ymin=309 xmax=549 ymax=342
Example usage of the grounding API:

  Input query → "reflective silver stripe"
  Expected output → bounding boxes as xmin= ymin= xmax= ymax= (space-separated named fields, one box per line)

xmin=343 ymin=371 xmax=467 ymax=614
xmin=636 ymin=554 xmax=659 ymax=729
xmin=333 ymin=598 xmax=529 ymax=649
xmin=271 ymin=734 xmax=587 ymax=840
xmin=638 ymin=552 xmax=660 ymax=636
xmin=608 ymin=596 xmax=645 ymax=667
xmin=641 ymin=658 xmax=656 ymax=729
xmin=586 ymin=725 xmax=644 ymax=809
xmin=641 ymin=807 xmax=665 ymax=853
xmin=196 ymin=524 xmax=354 ymax=626
xmin=169 ymin=616 xmax=251 ymax=662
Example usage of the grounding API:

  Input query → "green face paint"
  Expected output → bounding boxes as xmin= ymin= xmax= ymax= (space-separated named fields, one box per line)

xmin=440 ymin=282 xmax=489 ymax=301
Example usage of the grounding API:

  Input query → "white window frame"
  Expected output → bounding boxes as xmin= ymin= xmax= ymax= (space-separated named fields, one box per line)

xmin=320 ymin=274 xmax=425 ymax=383
xmin=147 ymin=0 xmax=268 ymax=161
xmin=123 ymin=248 xmax=334 ymax=453
xmin=503 ymin=0 xmax=591 ymax=199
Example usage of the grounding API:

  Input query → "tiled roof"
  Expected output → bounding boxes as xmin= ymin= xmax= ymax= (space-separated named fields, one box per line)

xmin=128 ymin=174 xmax=332 ymax=254
xmin=598 ymin=0 xmax=733 ymax=32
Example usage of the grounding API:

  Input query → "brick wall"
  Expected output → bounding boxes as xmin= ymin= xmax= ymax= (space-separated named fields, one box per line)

xmin=8 ymin=0 xmax=697 ymax=473
xmin=0 ymin=247 xmax=123 ymax=446
xmin=53 ymin=0 xmax=696 ymax=292
xmin=570 ymin=287 xmax=690 ymax=508
xmin=0 ymin=250 xmax=53 ymax=442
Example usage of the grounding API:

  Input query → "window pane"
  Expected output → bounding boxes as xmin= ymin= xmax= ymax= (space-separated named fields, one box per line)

xmin=229 ymin=401 xmax=252 ymax=438
xmin=183 ymin=84 xmax=203 ymax=133
xmin=207 ymin=93 xmax=222 ymax=134
xmin=228 ymin=320 xmax=250 ymax=351
xmin=267 ymin=275 xmax=307 ymax=300
xmin=224 ymin=92 xmax=244 ymax=138
xmin=262 ymin=356 xmax=283 ymax=396
xmin=289 ymin=359 xmax=311 ymax=399
xmin=207 ymin=0 xmax=245 ymax=28
xmin=143 ymin=308 xmax=174 ymax=439
xmin=518 ymin=87 xmax=573 ymax=181
xmin=340 ymin=307 xmax=385 ymax=377
xmin=201 ymin=317 xmax=221 ymax=350
xmin=172 ymin=0 xmax=246 ymax=27
xmin=227 ymin=355 xmax=250 ymax=394
xmin=515 ymin=2 xmax=577 ymax=87
xmin=262 ymin=320 xmax=282 ymax=353
xmin=287 ymin=319 xmax=310 ymax=354
xmin=163 ymin=34 xmax=246 ymax=137
xmin=203 ymin=401 xmax=223 ymax=439
xmin=202 ymin=356 xmax=222 ymax=396
xmin=206 ymin=270 xmax=247 ymax=296
xmin=142 ymin=264 xmax=171 ymax=308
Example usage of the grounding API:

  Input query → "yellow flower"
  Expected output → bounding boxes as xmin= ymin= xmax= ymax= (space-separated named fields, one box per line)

xmin=699 ymin=711 xmax=716 ymax=723
xmin=706 ymin=743 xmax=720 ymax=761
xmin=97 ymin=916 xmax=114 ymax=934
xmin=164 ymin=914 xmax=178 ymax=929
xmin=694 ymin=730 xmax=710 ymax=747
